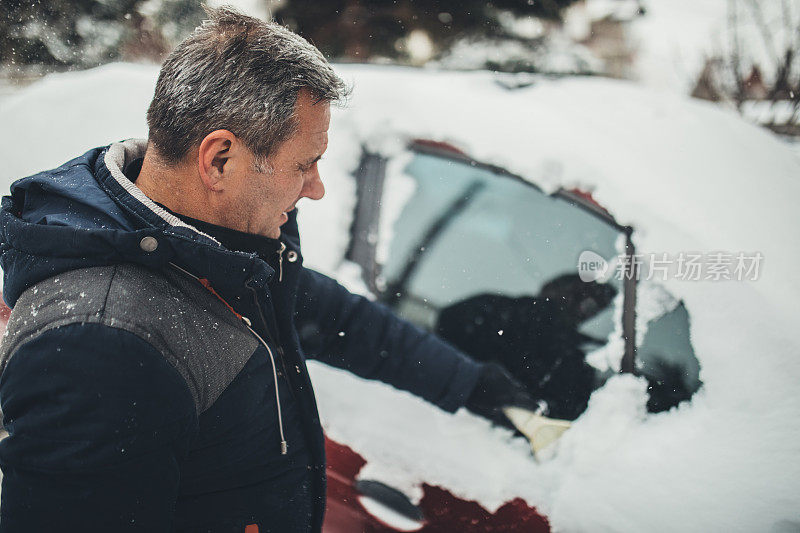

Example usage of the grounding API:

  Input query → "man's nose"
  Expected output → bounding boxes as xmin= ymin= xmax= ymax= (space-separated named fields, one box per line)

xmin=302 ymin=169 xmax=325 ymax=200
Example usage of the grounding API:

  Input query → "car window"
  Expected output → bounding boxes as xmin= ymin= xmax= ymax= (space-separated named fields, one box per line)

xmin=636 ymin=295 xmax=702 ymax=412
xmin=373 ymin=149 xmax=628 ymax=419
xmin=379 ymin=152 xmax=623 ymax=319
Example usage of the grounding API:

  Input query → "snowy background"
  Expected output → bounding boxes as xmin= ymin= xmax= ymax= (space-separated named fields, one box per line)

xmin=1 ymin=59 xmax=800 ymax=533
xmin=1 ymin=1 xmax=800 ymax=532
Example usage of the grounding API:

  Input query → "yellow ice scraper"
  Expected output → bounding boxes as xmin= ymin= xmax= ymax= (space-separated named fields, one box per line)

xmin=503 ymin=406 xmax=571 ymax=457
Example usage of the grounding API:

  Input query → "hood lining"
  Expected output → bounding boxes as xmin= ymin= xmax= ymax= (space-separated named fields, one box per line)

xmin=103 ymin=139 xmax=220 ymax=245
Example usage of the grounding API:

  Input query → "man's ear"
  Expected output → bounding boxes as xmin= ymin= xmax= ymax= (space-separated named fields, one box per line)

xmin=197 ymin=130 xmax=236 ymax=191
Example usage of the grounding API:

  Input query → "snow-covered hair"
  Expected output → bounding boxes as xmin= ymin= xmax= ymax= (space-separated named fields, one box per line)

xmin=146 ymin=6 xmax=348 ymax=165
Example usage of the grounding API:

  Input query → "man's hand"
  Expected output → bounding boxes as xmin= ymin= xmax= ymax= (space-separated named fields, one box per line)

xmin=465 ymin=362 xmax=545 ymax=429
xmin=466 ymin=362 xmax=572 ymax=456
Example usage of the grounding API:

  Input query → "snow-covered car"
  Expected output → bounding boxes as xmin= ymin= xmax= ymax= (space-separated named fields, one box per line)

xmin=1 ymin=63 xmax=799 ymax=532
xmin=315 ymin=137 xmax=700 ymax=532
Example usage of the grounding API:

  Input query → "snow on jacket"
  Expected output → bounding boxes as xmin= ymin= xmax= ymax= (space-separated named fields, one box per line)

xmin=0 ymin=139 xmax=482 ymax=532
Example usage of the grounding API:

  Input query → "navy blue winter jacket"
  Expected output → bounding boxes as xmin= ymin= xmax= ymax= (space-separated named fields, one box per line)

xmin=0 ymin=139 xmax=482 ymax=532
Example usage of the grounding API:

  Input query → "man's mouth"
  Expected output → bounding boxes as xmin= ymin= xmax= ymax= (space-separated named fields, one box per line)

xmin=282 ymin=202 xmax=299 ymax=216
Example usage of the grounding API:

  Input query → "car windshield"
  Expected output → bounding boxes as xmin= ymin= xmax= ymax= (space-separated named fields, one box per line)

xmin=374 ymin=149 xmax=628 ymax=419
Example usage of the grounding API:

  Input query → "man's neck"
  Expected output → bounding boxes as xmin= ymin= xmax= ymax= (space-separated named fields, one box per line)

xmin=136 ymin=149 xmax=214 ymax=226
xmin=133 ymin=148 xmax=281 ymax=256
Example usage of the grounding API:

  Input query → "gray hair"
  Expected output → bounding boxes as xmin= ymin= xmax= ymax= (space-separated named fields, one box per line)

xmin=146 ymin=6 xmax=348 ymax=165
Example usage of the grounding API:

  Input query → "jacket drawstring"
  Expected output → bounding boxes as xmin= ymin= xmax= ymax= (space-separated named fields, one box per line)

xmin=277 ymin=242 xmax=286 ymax=282
xmin=241 ymin=320 xmax=288 ymax=455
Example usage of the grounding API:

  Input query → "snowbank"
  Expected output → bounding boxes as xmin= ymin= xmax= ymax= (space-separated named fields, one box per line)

xmin=1 ymin=63 xmax=799 ymax=532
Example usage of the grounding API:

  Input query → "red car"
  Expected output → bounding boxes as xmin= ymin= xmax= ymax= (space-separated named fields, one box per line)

xmin=324 ymin=438 xmax=550 ymax=532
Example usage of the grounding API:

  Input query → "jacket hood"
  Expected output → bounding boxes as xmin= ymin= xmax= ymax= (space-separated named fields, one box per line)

xmin=1 ymin=139 xmax=292 ymax=308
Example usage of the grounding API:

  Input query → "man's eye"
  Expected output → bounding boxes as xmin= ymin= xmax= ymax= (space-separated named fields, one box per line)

xmin=298 ymin=156 xmax=323 ymax=173
xmin=299 ymin=159 xmax=320 ymax=173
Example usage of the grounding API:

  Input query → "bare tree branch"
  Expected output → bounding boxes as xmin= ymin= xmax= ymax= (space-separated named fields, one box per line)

xmin=745 ymin=0 xmax=781 ymax=70
xmin=729 ymin=0 xmax=745 ymax=108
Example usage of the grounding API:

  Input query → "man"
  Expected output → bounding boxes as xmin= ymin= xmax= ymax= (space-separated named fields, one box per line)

xmin=0 ymin=8 xmax=539 ymax=532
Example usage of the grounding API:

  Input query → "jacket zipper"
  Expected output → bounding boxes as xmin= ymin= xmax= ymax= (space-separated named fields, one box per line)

xmin=246 ymin=285 xmax=296 ymax=398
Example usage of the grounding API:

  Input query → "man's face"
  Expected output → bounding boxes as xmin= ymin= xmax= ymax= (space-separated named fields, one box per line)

xmin=227 ymin=89 xmax=330 ymax=238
